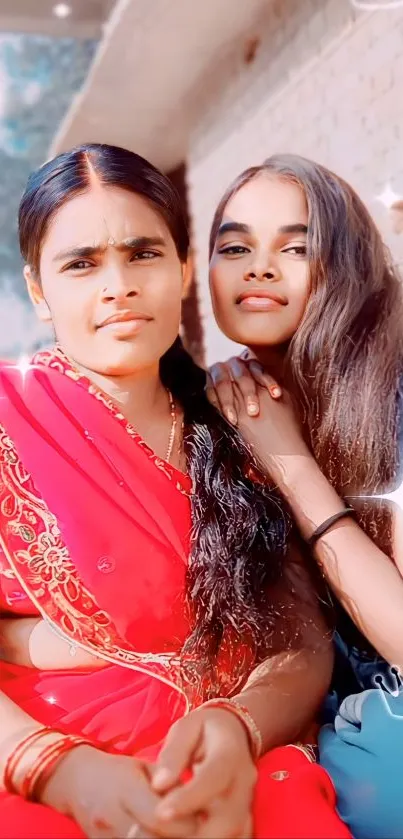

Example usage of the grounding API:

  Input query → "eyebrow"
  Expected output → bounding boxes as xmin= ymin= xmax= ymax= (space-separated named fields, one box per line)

xmin=52 ymin=236 xmax=167 ymax=263
xmin=278 ymin=224 xmax=308 ymax=235
xmin=216 ymin=221 xmax=308 ymax=238
xmin=217 ymin=222 xmax=250 ymax=237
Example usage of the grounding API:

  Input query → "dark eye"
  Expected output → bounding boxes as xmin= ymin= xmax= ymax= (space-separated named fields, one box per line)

xmin=218 ymin=245 xmax=250 ymax=256
xmin=130 ymin=250 xmax=160 ymax=260
xmin=65 ymin=260 xmax=93 ymax=271
xmin=282 ymin=245 xmax=307 ymax=256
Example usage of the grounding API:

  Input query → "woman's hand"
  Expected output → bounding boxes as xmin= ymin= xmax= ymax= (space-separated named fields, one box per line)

xmin=206 ymin=357 xmax=281 ymax=425
xmin=206 ymin=358 xmax=310 ymax=473
xmin=41 ymin=745 xmax=197 ymax=839
xmin=152 ymin=707 xmax=257 ymax=839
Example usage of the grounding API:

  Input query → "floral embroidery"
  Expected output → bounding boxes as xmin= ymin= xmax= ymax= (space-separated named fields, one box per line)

xmin=0 ymin=349 xmax=242 ymax=707
xmin=0 ymin=417 xmax=190 ymax=704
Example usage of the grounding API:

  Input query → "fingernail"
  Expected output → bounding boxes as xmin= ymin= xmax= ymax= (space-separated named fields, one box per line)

xmin=153 ymin=768 xmax=173 ymax=788
xmin=269 ymin=386 xmax=282 ymax=399
xmin=247 ymin=402 xmax=259 ymax=416
xmin=226 ymin=408 xmax=237 ymax=425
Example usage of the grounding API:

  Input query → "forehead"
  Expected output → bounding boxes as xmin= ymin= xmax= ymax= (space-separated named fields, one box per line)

xmin=223 ymin=175 xmax=308 ymax=229
xmin=41 ymin=185 xmax=170 ymax=254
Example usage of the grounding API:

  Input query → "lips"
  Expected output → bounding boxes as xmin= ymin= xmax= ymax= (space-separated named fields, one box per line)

xmin=97 ymin=310 xmax=152 ymax=329
xmin=236 ymin=289 xmax=287 ymax=306
xmin=236 ymin=289 xmax=287 ymax=312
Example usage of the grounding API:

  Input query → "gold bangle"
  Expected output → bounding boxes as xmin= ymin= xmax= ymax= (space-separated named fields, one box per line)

xmin=201 ymin=697 xmax=262 ymax=761
xmin=287 ymin=742 xmax=317 ymax=763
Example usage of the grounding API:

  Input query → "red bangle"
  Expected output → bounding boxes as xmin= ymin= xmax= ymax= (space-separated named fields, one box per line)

xmin=4 ymin=728 xmax=51 ymax=794
xmin=4 ymin=729 xmax=93 ymax=801
xmin=22 ymin=735 xmax=92 ymax=801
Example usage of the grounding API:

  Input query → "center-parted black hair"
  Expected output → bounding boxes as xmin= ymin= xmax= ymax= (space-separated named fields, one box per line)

xmin=19 ymin=143 xmax=301 ymax=693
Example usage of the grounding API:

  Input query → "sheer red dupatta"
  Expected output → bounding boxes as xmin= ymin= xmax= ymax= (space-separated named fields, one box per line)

xmin=0 ymin=349 xmax=192 ymax=670
xmin=0 ymin=351 xmax=353 ymax=839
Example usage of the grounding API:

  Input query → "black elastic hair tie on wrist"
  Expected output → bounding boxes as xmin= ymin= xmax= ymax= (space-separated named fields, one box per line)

xmin=308 ymin=507 xmax=355 ymax=549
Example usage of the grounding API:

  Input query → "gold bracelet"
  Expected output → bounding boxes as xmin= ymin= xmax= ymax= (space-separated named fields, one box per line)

xmin=287 ymin=742 xmax=317 ymax=763
xmin=201 ymin=697 xmax=262 ymax=761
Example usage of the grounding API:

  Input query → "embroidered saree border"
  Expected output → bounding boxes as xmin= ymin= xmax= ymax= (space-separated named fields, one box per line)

xmin=0 ymin=421 xmax=190 ymax=710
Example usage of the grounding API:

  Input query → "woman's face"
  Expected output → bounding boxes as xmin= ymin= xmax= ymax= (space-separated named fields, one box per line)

xmin=26 ymin=185 xmax=188 ymax=376
xmin=209 ymin=174 xmax=310 ymax=349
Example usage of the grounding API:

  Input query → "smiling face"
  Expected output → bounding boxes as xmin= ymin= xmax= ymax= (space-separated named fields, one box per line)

xmin=25 ymin=184 xmax=189 ymax=377
xmin=209 ymin=174 xmax=311 ymax=350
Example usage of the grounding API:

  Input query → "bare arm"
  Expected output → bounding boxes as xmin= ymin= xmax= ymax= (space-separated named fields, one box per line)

xmin=0 ymin=687 xmax=195 ymax=838
xmin=267 ymin=453 xmax=403 ymax=669
xmin=233 ymin=555 xmax=333 ymax=751
xmin=1 ymin=616 xmax=105 ymax=670
xmin=0 ymin=690 xmax=43 ymax=787
xmin=207 ymin=358 xmax=403 ymax=670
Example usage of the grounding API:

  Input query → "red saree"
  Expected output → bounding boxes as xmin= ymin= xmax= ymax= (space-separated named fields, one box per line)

xmin=0 ymin=349 xmax=351 ymax=838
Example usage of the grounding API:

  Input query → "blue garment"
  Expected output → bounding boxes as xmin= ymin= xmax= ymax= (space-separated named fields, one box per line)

xmin=322 ymin=631 xmax=393 ymax=721
xmin=320 ymin=681 xmax=403 ymax=838
xmin=319 ymin=382 xmax=403 ymax=837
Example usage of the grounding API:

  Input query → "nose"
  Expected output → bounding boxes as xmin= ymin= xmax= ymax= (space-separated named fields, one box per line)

xmin=100 ymin=265 xmax=140 ymax=303
xmin=244 ymin=268 xmax=275 ymax=281
xmin=244 ymin=252 xmax=279 ymax=283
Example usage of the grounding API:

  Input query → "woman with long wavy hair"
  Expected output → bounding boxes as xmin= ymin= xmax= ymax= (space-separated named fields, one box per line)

xmin=207 ymin=153 xmax=403 ymax=839
xmin=0 ymin=144 xmax=351 ymax=839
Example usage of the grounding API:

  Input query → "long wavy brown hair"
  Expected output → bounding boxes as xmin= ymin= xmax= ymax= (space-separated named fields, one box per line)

xmin=210 ymin=154 xmax=403 ymax=582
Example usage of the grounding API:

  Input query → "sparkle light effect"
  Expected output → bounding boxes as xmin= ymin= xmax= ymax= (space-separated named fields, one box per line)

xmin=53 ymin=3 xmax=72 ymax=19
xmin=1 ymin=356 xmax=37 ymax=390
xmin=350 ymin=474 xmax=403 ymax=515
xmin=13 ymin=355 xmax=35 ymax=385
xmin=351 ymin=0 xmax=403 ymax=9
xmin=376 ymin=182 xmax=402 ymax=208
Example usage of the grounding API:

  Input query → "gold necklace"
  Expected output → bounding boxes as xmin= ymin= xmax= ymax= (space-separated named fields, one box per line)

xmin=165 ymin=390 xmax=177 ymax=463
xmin=56 ymin=345 xmax=178 ymax=465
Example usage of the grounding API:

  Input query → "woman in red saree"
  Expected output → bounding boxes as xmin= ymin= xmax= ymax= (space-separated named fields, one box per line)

xmin=0 ymin=143 xmax=351 ymax=839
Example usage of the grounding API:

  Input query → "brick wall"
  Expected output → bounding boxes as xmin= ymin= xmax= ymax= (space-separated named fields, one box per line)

xmin=186 ymin=0 xmax=403 ymax=362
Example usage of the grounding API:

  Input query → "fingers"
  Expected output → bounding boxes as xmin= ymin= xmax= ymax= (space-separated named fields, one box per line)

xmin=227 ymin=358 xmax=260 ymax=417
xmin=125 ymin=825 xmax=152 ymax=839
xmin=125 ymin=823 xmax=186 ymax=839
xmin=157 ymin=753 xmax=231 ymax=820
xmin=192 ymin=777 xmax=254 ymax=839
xmin=247 ymin=361 xmax=282 ymax=400
xmin=122 ymin=763 xmax=196 ymax=839
xmin=240 ymin=814 xmax=254 ymax=839
xmin=197 ymin=808 xmax=248 ymax=839
xmin=206 ymin=358 xmax=283 ymax=429
xmin=88 ymin=804 xmax=130 ymax=838
xmin=152 ymin=715 xmax=202 ymax=793
xmin=206 ymin=363 xmax=237 ymax=425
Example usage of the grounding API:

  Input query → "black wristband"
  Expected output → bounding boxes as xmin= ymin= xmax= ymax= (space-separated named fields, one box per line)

xmin=308 ymin=507 xmax=355 ymax=548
